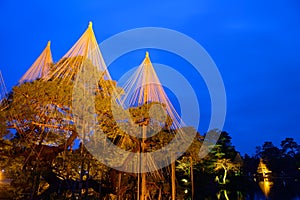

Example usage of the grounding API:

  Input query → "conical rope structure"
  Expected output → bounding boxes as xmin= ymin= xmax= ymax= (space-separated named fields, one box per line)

xmin=9 ymin=22 xmax=116 ymax=163
xmin=112 ymin=53 xmax=195 ymax=164
xmin=46 ymin=22 xmax=112 ymax=84
xmin=19 ymin=41 xmax=53 ymax=84
xmin=0 ymin=70 xmax=8 ymax=112
xmin=0 ymin=70 xmax=7 ymax=101
xmin=0 ymin=71 xmax=8 ymax=140
xmin=119 ymin=52 xmax=184 ymax=131
xmin=113 ymin=52 xmax=195 ymax=199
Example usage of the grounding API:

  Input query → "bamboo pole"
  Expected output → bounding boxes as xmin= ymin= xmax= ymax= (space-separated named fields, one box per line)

xmin=190 ymin=156 xmax=194 ymax=200
xmin=118 ymin=171 xmax=122 ymax=200
xmin=171 ymin=158 xmax=176 ymax=200
xmin=137 ymin=172 xmax=140 ymax=200
xmin=140 ymin=126 xmax=147 ymax=200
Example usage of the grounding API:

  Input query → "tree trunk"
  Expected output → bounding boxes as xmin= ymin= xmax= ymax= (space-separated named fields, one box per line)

xmin=140 ymin=126 xmax=147 ymax=200
xmin=223 ymin=190 xmax=229 ymax=200
xmin=141 ymin=173 xmax=146 ymax=200
xmin=158 ymin=188 xmax=162 ymax=200
xmin=171 ymin=159 xmax=176 ymax=200
xmin=222 ymin=164 xmax=227 ymax=184
xmin=85 ymin=161 xmax=90 ymax=198
xmin=80 ymin=143 xmax=84 ymax=197
xmin=137 ymin=173 xmax=140 ymax=200
xmin=190 ymin=156 xmax=194 ymax=200
xmin=30 ymin=173 xmax=38 ymax=199
xmin=118 ymin=172 xmax=122 ymax=200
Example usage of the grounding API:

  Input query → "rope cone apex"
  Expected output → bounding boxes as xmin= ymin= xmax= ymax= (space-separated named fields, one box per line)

xmin=88 ymin=21 xmax=93 ymax=29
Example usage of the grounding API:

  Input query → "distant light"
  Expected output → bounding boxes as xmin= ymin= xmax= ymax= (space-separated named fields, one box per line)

xmin=1 ymin=169 xmax=4 ymax=173
xmin=182 ymin=179 xmax=188 ymax=183
xmin=184 ymin=189 xmax=188 ymax=194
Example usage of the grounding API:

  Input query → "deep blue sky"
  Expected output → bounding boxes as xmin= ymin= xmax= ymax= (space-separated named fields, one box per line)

xmin=1 ymin=0 xmax=300 ymax=155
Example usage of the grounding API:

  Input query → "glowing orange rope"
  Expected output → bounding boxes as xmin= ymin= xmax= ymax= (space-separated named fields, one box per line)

xmin=19 ymin=41 xmax=53 ymax=84
xmin=120 ymin=52 xmax=185 ymax=130
xmin=0 ymin=70 xmax=7 ymax=100
xmin=46 ymin=22 xmax=112 ymax=83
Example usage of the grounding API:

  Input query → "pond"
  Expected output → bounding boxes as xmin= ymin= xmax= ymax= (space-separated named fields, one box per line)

xmin=1 ymin=178 xmax=300 ymax=199
xmin=195 ymin=179 xmax=300 ymax=200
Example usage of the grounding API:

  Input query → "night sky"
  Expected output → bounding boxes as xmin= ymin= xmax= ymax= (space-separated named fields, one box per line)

xmin=0 ymin=0 xmax=300 ymax=155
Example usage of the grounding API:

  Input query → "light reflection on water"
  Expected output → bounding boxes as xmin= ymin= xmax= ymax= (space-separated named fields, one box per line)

xmin=258 ymin=180 xmax=273 ymax=198
xmin=1 ymin=178 xmax=300 ymax=199
xmin=213 ymin=189 xmax=300 ymax=200
xmin=203 ymin=180 xmax=300 ymax=200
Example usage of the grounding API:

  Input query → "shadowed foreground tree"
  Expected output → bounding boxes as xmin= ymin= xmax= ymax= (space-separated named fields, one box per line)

xmin=0 ymin=56 xmax=202 ymax=199
xmin=0 ymin=56 xmax=122 ymax=199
